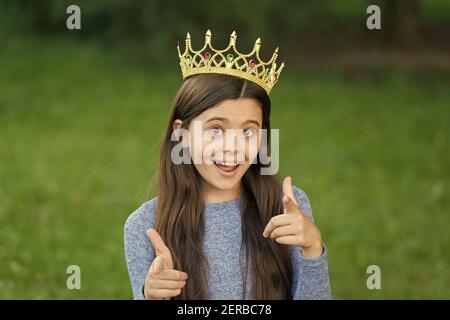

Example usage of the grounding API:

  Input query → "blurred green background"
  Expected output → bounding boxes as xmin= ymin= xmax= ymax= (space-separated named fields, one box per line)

xmin=0 ymin=0 xmax=449 ymax=299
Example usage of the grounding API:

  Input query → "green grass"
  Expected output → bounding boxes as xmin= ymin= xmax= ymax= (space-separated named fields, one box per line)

xmin=0 ymin=37 xmax=449 ymax=299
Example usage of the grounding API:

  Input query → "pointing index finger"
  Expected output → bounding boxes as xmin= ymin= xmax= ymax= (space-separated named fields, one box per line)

xmin=262 ymin=214 xmax=297 ymax=238
xmin=147 ymin=228 xmax=170 ymax=257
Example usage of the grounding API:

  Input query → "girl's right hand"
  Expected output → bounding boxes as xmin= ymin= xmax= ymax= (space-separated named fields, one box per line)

xmin=144 ymin=228 xmax=188 ymax=300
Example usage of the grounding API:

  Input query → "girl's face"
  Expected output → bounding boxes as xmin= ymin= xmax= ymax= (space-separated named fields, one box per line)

xmin=181 ymin=98 xmax=263 ymax=200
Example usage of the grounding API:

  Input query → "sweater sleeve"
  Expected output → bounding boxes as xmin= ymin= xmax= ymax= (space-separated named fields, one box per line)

xmin=123 ymin=198 xmax=157 ymax=300
xmin=289 ymin=186 xmax=332 ymax=300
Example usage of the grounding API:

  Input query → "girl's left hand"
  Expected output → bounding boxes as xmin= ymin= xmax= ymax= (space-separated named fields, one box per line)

xmin=262 ymin=176 xmax=323 ymax=258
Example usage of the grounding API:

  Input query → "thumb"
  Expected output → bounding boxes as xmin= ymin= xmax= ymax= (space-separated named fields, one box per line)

xmin=282 ymin=176 xmax=299 ymax=213
xmin=147 ymin=228 xmax=173 ymax=268
xmin=150 ymin=255 xmax=166 ymax=275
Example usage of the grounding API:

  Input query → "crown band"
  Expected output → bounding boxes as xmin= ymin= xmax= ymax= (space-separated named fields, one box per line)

xmin=177 ymin=30 xmax=285 ymax=95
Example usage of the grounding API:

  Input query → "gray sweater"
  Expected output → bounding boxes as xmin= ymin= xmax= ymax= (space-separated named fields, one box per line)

xmin=124 ymin=185 xmax=332 ymax=299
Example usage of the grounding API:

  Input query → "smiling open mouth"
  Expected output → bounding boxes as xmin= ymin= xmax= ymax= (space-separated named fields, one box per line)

xmin=213 ymin=161 xmax=240 ymax=175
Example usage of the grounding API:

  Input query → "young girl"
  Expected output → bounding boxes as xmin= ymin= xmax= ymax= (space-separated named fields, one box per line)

xmin=124 ymin=31 xmax=331 ymax=300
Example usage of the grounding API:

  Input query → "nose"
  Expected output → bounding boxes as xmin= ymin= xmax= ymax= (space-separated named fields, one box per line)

xmin=220 ymin=130 xmax=245 ymax=163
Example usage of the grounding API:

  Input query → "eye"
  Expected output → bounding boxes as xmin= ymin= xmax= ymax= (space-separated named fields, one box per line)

xmin=243 ymin=128 xmax=256 ymax=138
xmin=209 ymin=126 xmax=223 ymax=136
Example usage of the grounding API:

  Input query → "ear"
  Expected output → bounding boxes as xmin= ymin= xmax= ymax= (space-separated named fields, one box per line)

xmin=173 ymin=119 xmax=183 ymax=131
xmin=172 ymin=119 xmax=188 ymax=147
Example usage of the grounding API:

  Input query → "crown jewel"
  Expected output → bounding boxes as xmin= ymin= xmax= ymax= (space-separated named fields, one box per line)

xmin=177 ymin=30 xmax=285 ymax=95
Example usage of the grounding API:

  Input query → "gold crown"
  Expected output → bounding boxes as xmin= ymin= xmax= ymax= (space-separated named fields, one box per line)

xmin=177 ymin=30 xmax=285 ymax=95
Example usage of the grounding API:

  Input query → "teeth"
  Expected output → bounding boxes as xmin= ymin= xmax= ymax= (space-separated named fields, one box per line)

xmin=214 ymin=161 xmax=237 ymax=167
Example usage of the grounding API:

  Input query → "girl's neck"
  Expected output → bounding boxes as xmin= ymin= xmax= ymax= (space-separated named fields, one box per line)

xmin=204 ymin=183 xmax=242 ymax=204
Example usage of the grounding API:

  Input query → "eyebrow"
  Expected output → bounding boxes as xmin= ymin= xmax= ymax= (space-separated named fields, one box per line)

xmin=242 ymin=119 xmax=261 ymax=127
xmin=204 ymin=117 xmax=261 ymax=127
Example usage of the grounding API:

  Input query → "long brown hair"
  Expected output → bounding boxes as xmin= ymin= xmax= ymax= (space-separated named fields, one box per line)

xmin=155 ymin=73 xmax=292 ymax=299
